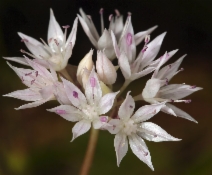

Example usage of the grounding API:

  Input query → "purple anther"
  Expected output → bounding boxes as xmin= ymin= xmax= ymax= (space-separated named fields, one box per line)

xmin=185 ymin=99 xmax=192 ymax=103
xmin=90 ymin=77 xmax=96 ymax=88
xmin=73 ymin=91 xmax=78 ymax=98
xmin=115 ymin=9 xmax=120 ymax=16
xmin=190 ymin=85 xmax=196 ymax=89
xmin=99 ymin=8 xmax=104 ymax=14
xmin=31 ymin=79 xmax=35 ymax=85
xmin=35 ymin=71 xmax=38 ymax=77
xmin=128 ymin=12 xmax=132 ymax=16
xmin=180 ymin=68 xmax=184 ymax=71
xmin=165 ymin=78 xmax=169 ymax=85
xmin=126 ymin=33 xmax=132 ymax=46
xmin=62 ymin=25 xmax=70 ymax=29
xmin=56 ymin=109 xmax=66 ymax=115
xmin=20 ymin=49 xmax=25 ymax=53
xmin=100 ymin=116 xmax=107 ymax=123
xmin=25 ymin=72 xmax=32 ymax=76
xmin=109 ymin=14 xmax=113 ymax=21
xmin=143 ymin=152 xmax=148 ymax=156
xmin=21 ymin=39 xmax=28 ymax=42
xmin=142 ymin=46 xmax=148 ymax=53
xmin=54 ymin=39 xmax=59 ymax=46
xmin=87 ymin=15 xmax=92 ymax=20
xmin=145 ymin=35 xmax=150 ymax=43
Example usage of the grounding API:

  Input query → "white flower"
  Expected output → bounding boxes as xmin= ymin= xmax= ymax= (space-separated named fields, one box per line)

xmin=48 ymin=68 xmax=119 ymax=141
xmin=4 ymin=58 xmax=70 ymax=109
xmin=4 ymin=9 xmax=78 ymax=71
xmin=107 ymin=92 xmax=180 ymax=170
xmin=140 ymin=53 xmax=203 ymax=123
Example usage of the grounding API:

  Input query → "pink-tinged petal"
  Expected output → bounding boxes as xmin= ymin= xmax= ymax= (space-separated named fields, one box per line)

xmin=77 ymin=15 xmax=98 ymax=48
xmin=118 ymin=92 xmax=135 ymax=120
xmin=39 ymin=85 xmax=54 ymax=100
xmin=71 ymin=120 xmax=91 ymax=141
xmin=138 ymin=122 xmax=181 ymax=142
xmin=111 ymin=31 xmax=121 ymax=58
xmin=161 ymin=105 xmax=176 ymax=116
xmin=3 ymin=57 xmax=29 ymax=66
xmin=61 ymin=77 xmax=87 ymax=108
xmin=108 ymin=119 xmax=122 ymax=134
xmin=159 ymin=84 xmax=203 ymax=100
xmin=109 ymin=14 xmax=124 ymax=41
xmin=18 ymin=32 xmax=50 ymax=59
xmin=156 ymin=55 xmax=185 ymax=80
xmin=93 ymin=118 xmax=108 ymax=129
xmin=131 ymin=67 xmax=155 ymax=81
xmin=152 ymin=52 xmax=167 ymax=78
xmin=98 ymin=91 xmax=119 ymax=115
xmin=66 ymin=17 xmax=78 ymax=48
xmin=141 ymin=32 xmax=166 ymax=69
xmin=114 ymin=133 xmax=128 ymax=167
xmin=166 ymin=103 xmax=198 ymax=123
xmin=4 ymin=88 xmax=42 ymax=101
xmin=63 ymin=42 xmax=73 ymax=67
xmin=134 ymin=25 xmax=158 ymax=46
xmin=97 ymin=29 xmax=116 ymax=60
xmin=132 ymin=103 xmax=165 ymax=122
xmin=48 ymin=9 xmax=63 ymax=42
xmin=47 ymin=105 xmax=81 ymax=122
xmin=15 ymin=99 xmax=50 ymax=110
xmin=119 ymin=52 xmax=131 ymax=79
xmin=142 ymin=79 xmax=166 ymax=99
xmin=129 ymin=134 xmax=153 ymax=171
xmin=85 ymin=68 xmax=102 ymax=104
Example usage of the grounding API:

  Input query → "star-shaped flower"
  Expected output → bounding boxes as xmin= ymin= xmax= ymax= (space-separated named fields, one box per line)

xmin=107 ymin=92 xmax=180 ymax=170
xmin=48 ymin=68 xmax=119 ymax=141
xmin=4 ymin=9 xmax=78 ymax=71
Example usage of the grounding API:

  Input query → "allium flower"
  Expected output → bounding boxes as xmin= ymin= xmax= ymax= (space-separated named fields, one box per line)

xmin=4 ymin=58 xmax=70 ymax=109
xmin=48 ymin=68 xmax=119 ymax=141
xmin=107 ymin=92 xmax=180 ymax=170
xmin=138 ymin=53 xmax=203 ymax=123
xmin=78 ymin=8 xmax=156 ymax=60
xmin=4 ymin=9 xmax=78 ymax=71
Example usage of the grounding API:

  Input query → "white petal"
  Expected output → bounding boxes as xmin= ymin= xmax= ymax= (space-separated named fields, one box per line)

xmin=114 ymin=133 xmax=128 ymax=166
xmin=161 ymin=105 xmax=176 ymax=116
xmin=166 ymin=103 xmax=198 ymax=123
xmin=72 ymin=120 xmax=91 ymax=141
xmin=63 ymin=42 xmax=73 ymax=68
xmin=119 ymin=52 xmax=131 ymax=79
xmin=159 ymin=84 xmax=203 ymax=100
xmin=47 ymin=105 xmax=81 ymax=122
xmin=142 ymin=78 xmax=166 ymax=99
xmin=111 ymin=31 xmax=121 ymax=58
xmin=129 ymin=134 xmax=154 ymax=170
xmin=3 ymin=57 xmax=29 ymax=66
xmin=48 ymin=9 xmax=63 ymax=42
xmin=93 ymin=119 xmax=106 ymax=129
xmin=107 ymin=119 xmax=122 ymax=134
xmin=4 ymin=88 xmax=42 ymax=101
xmin=131 ymin=67 xmax=155 ymax=81
xmin=62 ymin=77 xmax=87 ymax=108
xmin=15 ymin=99 xmax=50 ymax=110
xmin=118 ymin=92 xmax=135 ymax=120
xmin=132 ymin=103 xmax=165 ymax=122
xmin=109 ymin=15 xmax=124 ymax=41
xmin=85 ymin=68 xmax=102 ymax=104
xmin=138 ymin=122 xmax=181 ymax=142
xmin=39 ymin=85 xmax=54 ymax=100
xmin=134 ymin=25 xmax=158 ymax=46
xmin=66 ymin=17 xmax=78 ymax=48
xmin=98 ymin=91 xmax=119 ymax=115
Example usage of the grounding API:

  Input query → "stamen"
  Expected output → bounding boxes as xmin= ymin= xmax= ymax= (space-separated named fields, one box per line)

xmin=62 ymin=25 xmax=70 ymax=29
xmin=90 ymin=77 xmax=96 ymax=88
xmin=109 ymin=14 xmax=113 ymax=21
xmin=73 ymin=91 xmax=78 ymax=98
xmin=126 ymin=33 xmax=132 ymax=46
xmin=99 ymin=8 xmax=104 ymax=14
xmin=114 ymin=9 xmax=120 ymax=16
xmin=145 ymin=35 xmax=150 ymax=43
xmin=56 ymin=109 xmax=66 ymax=115
xmin=21 ymin=39 xmax=28 ymax=42
xmin=87 ymin=15 xmax=92 ymax=20
xmin=128 ymin=12 xmax=132 ymax=16
xmin=141 ymin=46 xmax=148 ymax=53
xmin=100 ymin=8 xmax=104 ymax=34
xmin=100 ymin=116 xmax=108 ymax=122
xmin=20 ymin=49 xmax=39 ymax=59
xmin=185 ymin=99 xmax=192 ymax=103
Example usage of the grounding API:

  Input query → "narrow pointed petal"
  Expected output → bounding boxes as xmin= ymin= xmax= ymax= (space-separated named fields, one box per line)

xmin=108 ymin=119 xmax=122 ymax=134
xmin=142 ymin=79 xmax=166 ymax=99
xmin=4 ymin=88 xmax=42 ymax=101
xmin=109 ymin=14 xmax=124 ymax=41
xmin=62 ymin=77 xmax=87 ymax=108
xmin=66 ymin=17 xmax=78 ymax=48
xmin=98 ymin=91 xmax=119 ymax=115
xmin=48 ymin=9 xmax=63 ymax=42
xmin=63 ymin=42 xmax=73 ymax=68
xmin=166 ymin=103 xmax=198 ymax=123
xmin=131 ymin=67 xmax=155 ymax=81
xmin=129 ymin=134 xmax=154 ymax=170
xmin=3 ymin=57 xmax=29 ymax=66
xmin=138 ymin=122 xmax=181 ymax=142
xmin=85 ymin=68 xmax=102 ymax=104
xmin=15 ymin=99 xmax=50 ymax=110
xmin=111 ymin=31 xmax=121 ymax=58
xmin=47 ymin=105 xmax=81 ymax=122
xmin=134 ymin=25 xmax=158 ymax=46
xmin=132 ymin=103 xmax=165 ymax=122
xmin=114 ymin=133 xmax=128 ymax=166
xmin=39 ymin=85 xmax=54 ymax=100
xmin=118 ymin=92 xmax=135 ymax=120
xmin=159 ymin=84 xmax=203 ymax=100
xmin=119 ymin=52 xmax=131 ymax=79
xmin=71 ymin=120 xmax=91 ymax=141
xmin=93 ymin=119 xmax=106 ymax=129
xmin=161 ymin=105 xmax=176 ymax=116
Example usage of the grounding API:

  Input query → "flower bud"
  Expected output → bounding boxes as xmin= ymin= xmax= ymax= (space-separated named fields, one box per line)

xmin=77 ymin=50 xmax=94 ymax=87
xmin=100 ymin=81 xmax=112 ymax=95
xmin=96 ymin=51 xmax=117 ymax=85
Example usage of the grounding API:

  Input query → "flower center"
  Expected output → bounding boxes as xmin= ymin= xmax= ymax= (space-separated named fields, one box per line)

xmin=82 ymin=105 xmax=99 ymax=121
xmin=122 ymin=119 xmax=137 ymax=135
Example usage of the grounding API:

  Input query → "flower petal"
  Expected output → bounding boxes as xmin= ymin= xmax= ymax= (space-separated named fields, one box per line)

xmin=66 ymin=17 xmax=78 ymax=48
xmin=129 ymin=134 xmax=153 ymax=170
xmin=3 ymin=57 xmax=29 ymax=66
xmin=119 ymin=52 xmax=131 ymax=79
xmin=131 ymin=67 xmax=155 ymax=81
xmin=47 ymin=105 xmax=81 ymax=122
xmin=71 ymin=120 xmax=91 ymax=141
xmin=114 ymin=133 xmax=128 ymax=167
xmin=39 ymin=85 xmax=54 ymax=100
xmin=138 ymin=122 xmax=181 ymax=142
xmin=15 ymin=99 xmax=50 ymax=110
xmin=118 ymin=92 xmax=135 ymax=120
xmin=111 ymin=31 xmax=121 ymax=58
xmin=107 ymin=119 xmax=122 ymax=134
xmin=132 ymin=103 xmax=165 ymax=122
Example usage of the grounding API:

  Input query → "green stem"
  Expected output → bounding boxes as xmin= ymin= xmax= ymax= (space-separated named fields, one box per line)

xmin=117 ymin=80 xmax=131 ymax=98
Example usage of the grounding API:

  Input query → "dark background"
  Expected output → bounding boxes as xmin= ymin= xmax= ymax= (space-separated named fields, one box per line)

xmin=0 ymin=0 xmax=212 ymax=175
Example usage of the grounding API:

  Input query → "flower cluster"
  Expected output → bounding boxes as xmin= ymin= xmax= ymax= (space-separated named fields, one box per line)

xmin=3 ymin=8 xmax=202 ymax=170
